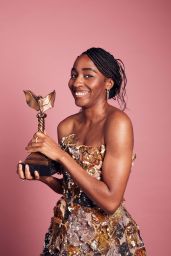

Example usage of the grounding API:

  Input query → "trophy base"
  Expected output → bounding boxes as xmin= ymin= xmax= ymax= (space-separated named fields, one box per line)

xmin=22 ymin=152 xmax=61 ymax=176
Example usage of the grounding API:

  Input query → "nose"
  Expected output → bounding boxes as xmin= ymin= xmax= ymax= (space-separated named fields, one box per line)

xmin=73 ymin=75 xmax=84 ymax=87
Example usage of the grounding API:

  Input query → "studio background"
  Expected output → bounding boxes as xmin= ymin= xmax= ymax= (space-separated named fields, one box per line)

xmin=0 ymin=0 xmax=170 ymax=255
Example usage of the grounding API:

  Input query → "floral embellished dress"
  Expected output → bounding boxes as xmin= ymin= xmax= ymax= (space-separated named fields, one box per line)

xmin=41 ymin=134 xmax=146 ymax=256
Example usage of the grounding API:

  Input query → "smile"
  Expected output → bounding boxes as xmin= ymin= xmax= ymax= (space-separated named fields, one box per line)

xmin=74 ymin=91 xmax=90 ymax=97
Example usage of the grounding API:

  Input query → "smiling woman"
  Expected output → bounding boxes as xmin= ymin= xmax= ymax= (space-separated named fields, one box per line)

xmin=68 ymin=54 xmax=113 ymax=109
xmin=17 ymin=47 xmax=147 ymax=255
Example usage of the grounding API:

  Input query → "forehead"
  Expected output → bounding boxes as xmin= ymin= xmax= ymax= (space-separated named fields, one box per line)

xmin=72 ymin=54 xmax=98 ymax=70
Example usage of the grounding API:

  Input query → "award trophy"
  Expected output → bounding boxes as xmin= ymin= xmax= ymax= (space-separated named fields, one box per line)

xmin=22 ymin=90 xmax=60 ymax=176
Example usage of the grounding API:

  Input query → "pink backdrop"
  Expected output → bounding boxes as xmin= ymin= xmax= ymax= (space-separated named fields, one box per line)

xmin=0 ymin=0 xmax=170 ymax=255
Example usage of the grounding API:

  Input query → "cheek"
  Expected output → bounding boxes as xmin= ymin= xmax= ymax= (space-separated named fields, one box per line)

xmin=91 ymin=80 xmax=106 ymax=92
xmin=68 ymin=79 xmax=72 ymax=90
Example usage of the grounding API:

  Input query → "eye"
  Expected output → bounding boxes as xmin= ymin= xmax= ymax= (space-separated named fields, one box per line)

xmin=70 ymin=73 xmax=77 ymax=79
xmin=84 ymin=74 xmax=94 ymax=79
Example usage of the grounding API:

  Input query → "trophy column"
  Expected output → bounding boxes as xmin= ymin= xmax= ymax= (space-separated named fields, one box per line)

xmin=22 ymin=90 xmax=60 ymax=176
xmin=37 ymin=112 xmax=46 ymax=133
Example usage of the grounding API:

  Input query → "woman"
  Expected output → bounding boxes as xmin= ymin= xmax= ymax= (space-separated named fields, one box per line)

xmin=17 ymin=47 xmax=147 ymax=255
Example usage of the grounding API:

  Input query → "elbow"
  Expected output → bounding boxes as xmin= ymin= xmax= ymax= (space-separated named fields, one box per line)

xmin=102 ymin=200 xmax=121 ymax=215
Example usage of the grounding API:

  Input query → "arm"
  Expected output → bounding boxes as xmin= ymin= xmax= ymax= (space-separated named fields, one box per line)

xmin=17 ymin=116 xmax=74 ymax=192
xmin=26 ymin=112 xmax=134 ymax=213
xmin=57 ymin=112 xmax=134 ymax=213
xmin=35 ymin=117 xmax=74 ymax=193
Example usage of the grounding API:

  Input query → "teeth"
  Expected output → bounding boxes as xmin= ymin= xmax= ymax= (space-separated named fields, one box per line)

xmin=75 ymin=91 xmax=89 ymax=97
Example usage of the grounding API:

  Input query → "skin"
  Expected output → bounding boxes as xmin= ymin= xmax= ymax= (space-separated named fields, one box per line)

xmin=17 ymin=54 xmax=134 ymax=214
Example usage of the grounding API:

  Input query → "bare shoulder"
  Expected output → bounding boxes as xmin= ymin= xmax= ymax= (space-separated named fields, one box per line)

xmin=106 ymin=106 xmax=133 ymax=129
xmin=57 ymin=112 xmax=80 ymax=141
xmin=104 ymin=106 xmax=134 ymax=146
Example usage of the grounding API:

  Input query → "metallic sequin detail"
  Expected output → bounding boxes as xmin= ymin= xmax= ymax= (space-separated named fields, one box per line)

xmin=41 ymin=134 xmax=146 ymax=256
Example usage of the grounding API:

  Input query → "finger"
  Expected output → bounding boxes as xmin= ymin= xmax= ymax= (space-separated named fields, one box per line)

xmin=32 ymin=133 xmax=40 ymax=143
xmin=34 ymin=171 xmax=40 ymax=180
xmin=26 ymin=148 xmax=42 ymax=154
xmin=27 ymin=139 xmax=34 ymax=147
xmin=33 ymin=133 xmax=39 ymax=140
xmin=29 ymin=138 xmax=43 ymax=145
xmin=25 ymin=144 xmax=43 ymax=154
xmin=26 ymin=141 xmax=42 ymax=148
xmin=25 ymin=164 xmax=33 ymax=180
xmin=17 ymin=162 xmax=25 ymax=179
xmin=36 ymin=131 xmax=45 ymax=138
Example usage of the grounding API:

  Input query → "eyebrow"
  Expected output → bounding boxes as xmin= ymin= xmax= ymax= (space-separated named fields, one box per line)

xmin=71 ymin=67 xmax=97 ymax=73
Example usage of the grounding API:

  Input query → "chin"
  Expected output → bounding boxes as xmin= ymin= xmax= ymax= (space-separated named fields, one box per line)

xmin=74 ymin=98 xmax=90 ymax=108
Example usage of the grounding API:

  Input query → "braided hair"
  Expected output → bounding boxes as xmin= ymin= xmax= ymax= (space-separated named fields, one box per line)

xmin=81 ymin=47 xmax=127 ymax=111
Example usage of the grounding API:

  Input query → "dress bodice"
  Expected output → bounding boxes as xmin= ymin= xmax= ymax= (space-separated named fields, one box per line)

xmin=60 ymin=133 xmax=136 ymax=173
xmin=59 ymin=134 xmax=136 ymax=209
xmin=60 ymin=133 xmax=106 ymax=180
xmin=60 ymin=133 xmax=106 ymax=208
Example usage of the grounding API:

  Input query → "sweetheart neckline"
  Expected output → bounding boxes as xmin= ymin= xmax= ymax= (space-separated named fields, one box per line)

xmin=60 ymin=133 xmax=136 ymax=161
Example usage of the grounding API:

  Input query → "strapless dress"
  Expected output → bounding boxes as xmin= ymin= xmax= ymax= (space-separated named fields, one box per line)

xmin=41 ymin=134 xmax=146 ymax=256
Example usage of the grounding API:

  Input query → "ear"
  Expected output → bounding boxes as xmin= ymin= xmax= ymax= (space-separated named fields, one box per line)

xmin=105 ymin=78 xmax=114 ymax=90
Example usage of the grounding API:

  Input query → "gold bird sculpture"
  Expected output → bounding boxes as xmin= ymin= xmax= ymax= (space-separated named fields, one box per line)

xmin=23 ymin=90 xmax=56 ymax=113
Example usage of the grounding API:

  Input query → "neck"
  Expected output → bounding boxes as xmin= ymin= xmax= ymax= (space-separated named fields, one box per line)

xmin=81 ymin=101 xmax=109 ymax=124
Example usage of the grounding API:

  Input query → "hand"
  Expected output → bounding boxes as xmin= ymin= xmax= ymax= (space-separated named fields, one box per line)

xmin=17 ymin=161 xmax=40 ymax=180
xmin=25 ymin=132 xmax=63 ymax=161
